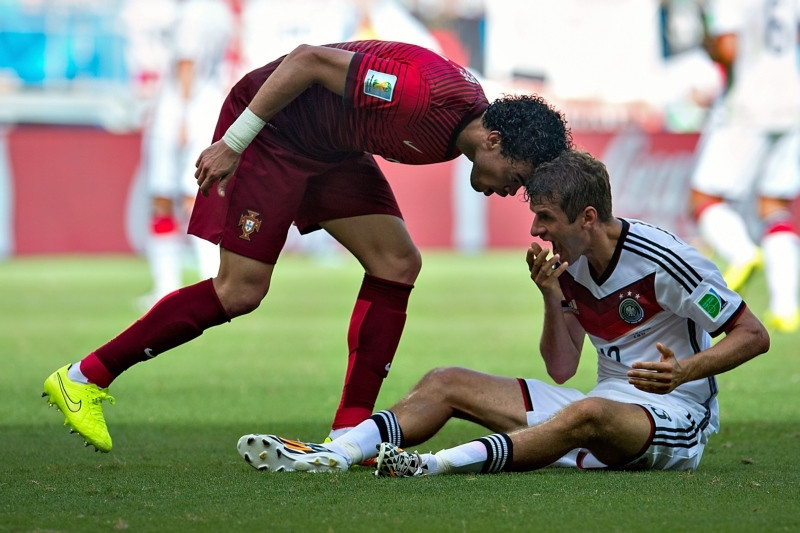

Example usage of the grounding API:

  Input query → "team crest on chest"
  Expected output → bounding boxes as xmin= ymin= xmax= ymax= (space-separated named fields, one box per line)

xmin=238 ymin=210 xmax=262 ymax=241
xmin=618 ymin=291 xmax=645 ymax=324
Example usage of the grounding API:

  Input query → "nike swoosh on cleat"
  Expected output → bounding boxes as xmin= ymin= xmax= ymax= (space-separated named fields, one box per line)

xmin=57 ymin=373 xmax=82 ymax=413
xmin=144 ymin=348 xmax=155 ymax=358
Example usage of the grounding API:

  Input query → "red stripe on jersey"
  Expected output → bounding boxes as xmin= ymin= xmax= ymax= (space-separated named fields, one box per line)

xmin=561 ymin=272 xmax=664 ymax=342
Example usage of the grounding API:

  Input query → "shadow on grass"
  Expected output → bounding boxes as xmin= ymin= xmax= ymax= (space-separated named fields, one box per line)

xmin=1 ymin=421 xmax=798 ymax=532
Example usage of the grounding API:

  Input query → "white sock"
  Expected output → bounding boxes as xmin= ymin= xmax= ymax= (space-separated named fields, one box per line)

xmin=431 ymin=440 xmax=489 ymax=475
xmin=698 ymin=203 xmax=759 ymax=264
xmin=67 ymin=362 xmax=89 ymax=384
xmin=326 ymin=421 xmax=382 ymax=466
xmin=147 ymin=233 xmax=183 ymax=298
xmin=327 ymin=427 xmax=352 ymax=440
xmin=190 ymin=235 xmax=220 ymax=279
xmin=763 ymin=231 xmax=800 ymax=316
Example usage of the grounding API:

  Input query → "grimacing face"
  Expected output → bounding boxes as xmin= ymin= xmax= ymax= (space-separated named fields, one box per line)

xmin=529 ymin=200 xmax=587 ymax=266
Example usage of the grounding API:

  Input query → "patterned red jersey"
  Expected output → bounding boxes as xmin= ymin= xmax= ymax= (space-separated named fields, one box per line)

xmin=232 ymin=41 xmax=488 ymax=164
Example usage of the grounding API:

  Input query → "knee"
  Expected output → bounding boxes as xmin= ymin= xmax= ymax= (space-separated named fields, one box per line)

xmin=213 ymin=277 xmax=269 ymax=318
xmin=381 ymin=247 xmax=422 ymax=285
xmin=689 ymin=190 xmax=723 ymax=221
xmin=560 ymin=398 xmax=609 ymax=438
xmin=413 ymin=366 xmax=471 ymax=399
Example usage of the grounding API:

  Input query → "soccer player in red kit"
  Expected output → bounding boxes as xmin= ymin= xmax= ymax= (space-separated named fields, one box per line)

xmin=43 ymin=41 xmax=572 ymax=452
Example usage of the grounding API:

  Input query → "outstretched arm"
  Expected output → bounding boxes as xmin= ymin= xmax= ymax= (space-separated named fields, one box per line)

xmin=627 ymin=306 xmax=769 ymax=394
xmin=194 ymin=44 xmax=356 ymax=196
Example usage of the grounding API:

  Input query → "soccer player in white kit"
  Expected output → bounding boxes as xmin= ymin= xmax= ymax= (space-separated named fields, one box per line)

xmin=139 ymin=0 xmax=233 ymax=306
xmin=235 ymin=150 xmax=769 ymax=476
xmin=689 ymin=0 xmax=800 ymax=333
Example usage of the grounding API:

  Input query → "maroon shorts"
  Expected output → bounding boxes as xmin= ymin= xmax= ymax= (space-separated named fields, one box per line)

xmin=188 ymin=106 xmax=402 ymax=265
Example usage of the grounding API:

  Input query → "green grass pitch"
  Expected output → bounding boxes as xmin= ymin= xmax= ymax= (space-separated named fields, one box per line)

xmin=1 ymin=252 xmax=798 ymax=532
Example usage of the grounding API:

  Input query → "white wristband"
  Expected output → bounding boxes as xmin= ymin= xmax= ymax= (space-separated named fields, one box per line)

xmin=221 ymin=107 xmax=266 ymax=153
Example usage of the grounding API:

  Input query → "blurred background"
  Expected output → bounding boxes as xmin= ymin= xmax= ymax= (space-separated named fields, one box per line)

xmin=0 ymin=0 xmax=783 ymax=260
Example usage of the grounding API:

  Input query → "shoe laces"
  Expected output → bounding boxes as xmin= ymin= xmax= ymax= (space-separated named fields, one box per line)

xmin=86 ymin=385 xmax=116 ymax=407
xmin=380 ymin=445 xmax=423 ymax=477
xmin=394 ymin=450 xmax=423 ymax=476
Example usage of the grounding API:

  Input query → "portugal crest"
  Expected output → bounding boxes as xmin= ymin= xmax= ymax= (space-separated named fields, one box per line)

xmin=238 ymin=210 xmax=262 ymax=241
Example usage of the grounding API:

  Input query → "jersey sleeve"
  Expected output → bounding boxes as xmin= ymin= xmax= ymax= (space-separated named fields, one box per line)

xmin=655 ymin=243 xmax=745 ymax=337
xmin=343 ymin=52 xmax=428 ymax=112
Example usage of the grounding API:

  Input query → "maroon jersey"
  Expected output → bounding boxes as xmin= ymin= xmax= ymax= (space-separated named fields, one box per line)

xmin=233 ymin=41 xmax=488 ymax=164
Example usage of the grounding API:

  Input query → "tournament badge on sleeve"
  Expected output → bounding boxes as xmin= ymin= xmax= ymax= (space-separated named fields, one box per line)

xmin=364 ymin=70 xmax=397 ymax=102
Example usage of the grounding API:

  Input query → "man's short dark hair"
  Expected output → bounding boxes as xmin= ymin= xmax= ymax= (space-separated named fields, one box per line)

xmin=524 ymin=150 xmax=613 ymax=223
xmin=483 ymin=94 xmax=573 ymax=167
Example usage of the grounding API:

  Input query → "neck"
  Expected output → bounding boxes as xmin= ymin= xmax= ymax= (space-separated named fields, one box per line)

xmin=587 ymin=218 xmax=622 ymax=274
xmin=454 ymin=115 xmax=485 ymax=161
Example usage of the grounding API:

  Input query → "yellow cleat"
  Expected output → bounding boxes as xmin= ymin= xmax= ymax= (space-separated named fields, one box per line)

xmin=764 ymin=310 xmax=800 ymax=334
xmin=723 ymin=249 xmax=763 ymax=292
xmin=42 ymin=364 xmax=115 ymax=452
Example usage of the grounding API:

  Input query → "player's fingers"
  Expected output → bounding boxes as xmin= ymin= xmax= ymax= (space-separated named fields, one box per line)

xmin=216 ymin=175 xmax=231 ymax=198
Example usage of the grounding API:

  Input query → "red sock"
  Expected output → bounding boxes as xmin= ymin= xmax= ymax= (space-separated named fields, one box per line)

xmin=79 ymin=279 xmax=230 ymax=387
xmin=332 ymin=274 xmax=413 ymax=429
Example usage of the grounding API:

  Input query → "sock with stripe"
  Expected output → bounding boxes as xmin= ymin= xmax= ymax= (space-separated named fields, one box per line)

xmin=76 ymin=278 xmax=230 ymax=388
xmin=332 ymin=274 xmax=413 ymax=429
xmin=428 ymin=433 xmax=514 ymax=475
xmin=325 ymin=409 xmax=403 ymax=466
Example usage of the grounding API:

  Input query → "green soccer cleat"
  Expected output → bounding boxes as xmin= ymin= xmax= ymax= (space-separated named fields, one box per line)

xmin=42 ymin=364 xmax=115 ymax=452
xmin=237 ymin=434 xmax=348 ymax=473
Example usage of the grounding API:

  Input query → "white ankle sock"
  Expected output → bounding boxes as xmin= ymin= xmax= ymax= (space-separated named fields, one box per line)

xmin=67 ymin=362 xmax=89 ymax=384
xmin=763 ymin=231 xmax=800 ymax=315
xmin=326 ymin=420 xmax=381 ymax=466
xmin=698 ymin=203 xmax=759 ymax=264
xmin=431 ymin=441 xmax=489 ymax=475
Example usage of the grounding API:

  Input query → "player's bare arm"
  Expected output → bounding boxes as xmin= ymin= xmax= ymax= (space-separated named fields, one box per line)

xmin=627 ymin=306 xmax=769 ymax=394
xmin=527 ymin=242 xmax=583 ymax=383
xmin=195 ymin=44 xmax=355 ymax=196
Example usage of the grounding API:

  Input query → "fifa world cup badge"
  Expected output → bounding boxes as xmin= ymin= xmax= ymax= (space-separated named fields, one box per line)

xmin=364 ymin=70 xmax=397 ymax=102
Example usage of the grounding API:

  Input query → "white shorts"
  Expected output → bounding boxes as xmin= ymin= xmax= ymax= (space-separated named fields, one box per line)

xmin=518 ymin=378 xmax=715 ymax=471
xmin=143 ymin=82 xmax=225 ymax=198
xmin=690 ymin=121 xmax=800 ymax=201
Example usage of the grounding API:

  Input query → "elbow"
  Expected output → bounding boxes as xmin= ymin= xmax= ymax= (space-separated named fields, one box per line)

xmin=286 ymin=43 xmax=315 ymax=64
xmin=548 ymin=367 xmax=576 ymax=385
xmin=756 ymin=325 xmax=771 ymax=356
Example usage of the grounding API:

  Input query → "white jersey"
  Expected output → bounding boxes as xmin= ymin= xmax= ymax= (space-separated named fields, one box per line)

xmin=708 ymin=0 xmax=800 ymax=129
xmin=144 ymin=0 xmax=234 ymax=197
xmin=559 ymin=219 xmax=746 ymax=431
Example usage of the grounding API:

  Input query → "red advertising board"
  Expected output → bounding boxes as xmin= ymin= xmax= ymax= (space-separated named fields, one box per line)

xmin=0 ymin=126 xmax=702 ymax=255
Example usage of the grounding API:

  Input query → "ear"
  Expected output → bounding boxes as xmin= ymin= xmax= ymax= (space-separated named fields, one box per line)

xmin=486 ymin=130 xmax=502 ymax=149
xmin=581 ymin=206 xmax=598 ymax=228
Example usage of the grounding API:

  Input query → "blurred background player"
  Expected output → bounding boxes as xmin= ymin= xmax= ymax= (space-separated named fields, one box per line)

xmin=133 ymin=0 xmax=234 ymax=308
xmin=689 ymin=0 xmax=800 ymax=333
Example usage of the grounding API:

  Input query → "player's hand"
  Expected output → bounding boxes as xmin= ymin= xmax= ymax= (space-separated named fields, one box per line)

xmin=526 ymin=242 xmax=567 ymax=294
xmin=194 ymin=140 xmax=241 ymax=197
xmin=627 ymin=343 xmax=686 ymax=394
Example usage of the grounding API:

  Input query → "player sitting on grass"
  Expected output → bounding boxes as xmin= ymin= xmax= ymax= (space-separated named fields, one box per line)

xmin=237 ymin=149 xmax=770 ymax=476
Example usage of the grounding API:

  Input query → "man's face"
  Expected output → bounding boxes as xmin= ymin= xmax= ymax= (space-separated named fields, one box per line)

xmin=529 ymin=200 xmax=586 ymax=265
xmin=468 ymin=137 xmax=532 ymax=197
